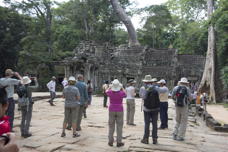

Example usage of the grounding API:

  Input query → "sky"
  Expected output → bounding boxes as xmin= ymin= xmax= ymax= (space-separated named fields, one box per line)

xmin=0 ymin=0 xmax=168 ymax=29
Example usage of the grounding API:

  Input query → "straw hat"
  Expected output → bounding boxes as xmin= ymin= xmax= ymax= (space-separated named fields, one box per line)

xmin=151 ymin=78 xmax=158 ymax=82
xmin=111 ymin=79 xmax=122 ymax=91
xmin=142 ymin=75 xmax=153 ymax=82
xmin=128 ymin=79 xmax=136 ymax=84
xmin=178 ymin=77 xmax=189 ymax=84
xmin=21 ymin=76 xmax=31 ymax=85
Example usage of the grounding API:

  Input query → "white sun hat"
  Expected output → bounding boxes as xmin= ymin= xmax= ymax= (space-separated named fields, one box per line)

xmin=158 ymin=79 xmax=166 ymax=84
xmin=21 ymin=76 xmax=31 ymax=85
xmin=68 ymin=76 xmax=76 ymax=81
xmin=179 ymin=77 xmax=189 ymax=84
xmin=111 ymin=79 xmax=122 ymax=91
xmin=142 ymin=75 xmax=153 ymax=82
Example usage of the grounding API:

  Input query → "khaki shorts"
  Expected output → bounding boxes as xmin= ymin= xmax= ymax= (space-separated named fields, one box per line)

xmin=64 ymin=106 xmax=79 ymax=124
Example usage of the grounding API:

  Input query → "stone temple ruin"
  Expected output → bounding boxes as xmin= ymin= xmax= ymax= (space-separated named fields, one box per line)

xmin=56 ymin=41 xmax=205 ymax=92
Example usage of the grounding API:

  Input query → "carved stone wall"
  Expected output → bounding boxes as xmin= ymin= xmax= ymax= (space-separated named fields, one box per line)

xmin=61 ymin=41 xmax=205 ymax=92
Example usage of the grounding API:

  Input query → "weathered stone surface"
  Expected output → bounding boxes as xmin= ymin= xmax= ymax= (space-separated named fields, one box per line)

xmin=14 ymin=96 xmax=228 ymax=152
xmin=56 ymin=41 xmax=205 ymax=92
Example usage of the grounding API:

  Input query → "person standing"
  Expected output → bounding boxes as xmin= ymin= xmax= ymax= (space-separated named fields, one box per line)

xmin=102 ymin=81 xmax=109 ymax=108
xmin=126 ymin=79 xmax=136 ymax=126
xmin=0 ymin=69 xmax=22 ymax=131
xmin=19 ymin=76 xmax=39 ymax=138
xmin=82 ymin=80 xmax=93 ymax=118
xmin=106 ymin=79 xmax=126 ymax=147
xmin=61 ymin=76 xmax=80 ymax=138
xmin=140 ymin=75 xmax=160 ymax=145
xmin=158 ymin=79 xmax=169 ymax=129
xmin=75 ymin=74 xmax=88 ymax=131
xmin=47 ymin=76 xmax=56 ymax=106
xmin=172 ymin=77 xmax=192 ymax=141
xmin=61 ymin=77 xmax=68 ymax=88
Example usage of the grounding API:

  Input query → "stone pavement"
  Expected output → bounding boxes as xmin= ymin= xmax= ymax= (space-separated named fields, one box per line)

xmin=207 ymin=104 xmax=228 ymax=124
xmin=13 ymin=95 xmax=228 ymax=152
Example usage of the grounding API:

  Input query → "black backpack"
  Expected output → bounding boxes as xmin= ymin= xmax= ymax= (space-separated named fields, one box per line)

xmin=16 ymin=85 xmax=27 ymax=98
xmin=144 ymin=86 xmax=160 ymax=109
xmin=175 ymin=86 xmax=188 ymax=107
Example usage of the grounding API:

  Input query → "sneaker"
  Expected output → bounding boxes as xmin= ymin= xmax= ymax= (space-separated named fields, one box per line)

xmin=153 ymin=138 xmax=158 ymax=144
xmin=108 ymin=142 xmax=113 ymax=147
xmin=129 ymin=123 xmax=136 ymax=126
xmin=117 ymin=142 xmax=124 ymax=147
xmin=176 ymin=137 xmax=184 ymax=141
xmin=23 ymin=133 xmax=32 ymax=138
xmin=172 ymin=134 xmax=177 ymax=140
xmin=141 ymin=138 xmax=149 ymax=144
xmin=73 ymin=133 xmax=80 ymax=138
xmin=61 ymin=132 xmax=66 ymax=137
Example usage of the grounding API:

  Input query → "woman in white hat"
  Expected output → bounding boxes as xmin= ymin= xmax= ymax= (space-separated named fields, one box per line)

xmin=19 ymin=76 xmax=39 ymax=138
xmin=106 ymin=79 xmax=126 ymax=147
xmin=61 ymin=76 xmax=81 ymax=138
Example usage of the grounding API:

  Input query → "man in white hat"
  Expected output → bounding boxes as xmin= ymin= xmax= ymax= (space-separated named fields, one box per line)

xmin=18 ymin=76 xmax=39 ymax=138
xmin=126 ymin=79 xmax=137 ymax=126
xmin=0 ymin=69 xmax=22 ymax=131
xmin=47 ymin=76 xmax=56 ymax=106
xmin=140 ymin=75 xmax=160 ymax=145
xmin=171 ymin=77 xmax=192 ymax=141
xmin=61 ymin=76 xmax=80 ymax=138
xmin=158 ymin=79 xmax=169 ymax=129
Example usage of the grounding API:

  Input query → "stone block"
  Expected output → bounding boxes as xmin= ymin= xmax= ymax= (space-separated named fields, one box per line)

xmin=213 ymin=126 xmax=228 ymax=132
xmin=206 ymin=118 xmax=221 ymax=129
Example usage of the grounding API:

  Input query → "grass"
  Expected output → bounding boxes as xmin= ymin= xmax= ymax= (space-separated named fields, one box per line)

xmin=223 ymin=103 xmax=228 ymax=109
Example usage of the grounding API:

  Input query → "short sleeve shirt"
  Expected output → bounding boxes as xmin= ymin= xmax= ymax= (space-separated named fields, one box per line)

xmin=63 ymin=85 xmax=80 ymax=108
xmin=0 ymin=78 xmax=20 ymax=98
xmin=106 ymin=90 xmax=126 ymax=112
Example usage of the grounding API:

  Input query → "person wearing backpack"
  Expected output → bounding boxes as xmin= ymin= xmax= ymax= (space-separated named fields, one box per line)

xmin=140 ymin=75 xmax=160 ymax=145
xmin=18 ymin=76 xmax=38 ymax=138
xmin=171 ymin=77 xmax=192 ymax=141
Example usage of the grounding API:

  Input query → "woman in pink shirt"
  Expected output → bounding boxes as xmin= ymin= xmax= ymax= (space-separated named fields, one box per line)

xmin=106 ymin=79 xmax=126 ymax=147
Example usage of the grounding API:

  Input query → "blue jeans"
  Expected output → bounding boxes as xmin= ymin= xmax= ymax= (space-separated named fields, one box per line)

xmin=143 ymin=111 xmax=158 ymax=139
xmin=6 ymin=98 xmax=15 ymax=131
xmin=160 ymin=102 xmax=168 ymax=128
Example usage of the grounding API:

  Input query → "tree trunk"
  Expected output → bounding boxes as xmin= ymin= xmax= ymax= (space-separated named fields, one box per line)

xmin=198 ymin=0 xmax=218 ymax=103
xmin=110 ymin=0 xmax=140 ymax=47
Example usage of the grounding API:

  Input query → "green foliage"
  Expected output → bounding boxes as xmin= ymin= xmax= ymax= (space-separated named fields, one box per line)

xmin=0 ymin=6 xmax=27 ymax=76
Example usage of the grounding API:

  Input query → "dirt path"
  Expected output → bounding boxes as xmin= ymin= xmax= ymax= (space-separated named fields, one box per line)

xmin=13 ymin=95 xmax=228 ymax=152
xmin=207 ymin=104 xmax=228 ymax=124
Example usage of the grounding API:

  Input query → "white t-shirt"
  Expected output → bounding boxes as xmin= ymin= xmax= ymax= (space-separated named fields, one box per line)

xmin=126 ymin=86 xmax=135 ymax=100
xmin=47 ymin=80 xmax=56 ymax=92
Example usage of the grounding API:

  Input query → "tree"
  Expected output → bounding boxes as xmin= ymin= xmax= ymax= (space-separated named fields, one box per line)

xmin=198 ymin=0 xmax=220 ymax=103
xmin=0 ymin=6 xmax=27 ymax=76
xmin=110 ymin=0 xmax=139 ymax=46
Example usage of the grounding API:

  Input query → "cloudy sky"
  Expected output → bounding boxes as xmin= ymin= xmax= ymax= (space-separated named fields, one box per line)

xmin=1 ymin=0 xmax=168 ymax=29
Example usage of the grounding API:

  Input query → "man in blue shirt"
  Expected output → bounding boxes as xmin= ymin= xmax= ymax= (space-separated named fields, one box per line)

xmin=75 ymin=74 xmax=89 ymax=131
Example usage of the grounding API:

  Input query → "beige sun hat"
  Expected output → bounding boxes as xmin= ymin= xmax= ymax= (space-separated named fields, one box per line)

xmin=21 ymin=76 xmax=31 ymax=85
xmin=68 ymin=76 xmax=76 ymax=82
xmin=111 ymin=79 xmax=122 ymax=91
xmin=151 ymin=78 xmax=158 ymax=82
xmin=142 ymin=75 xmax=153 ymax=82
xmin=128 ymin=79 xmax=136 ymax=84
xmin=178 ymin=77 xmax=189 ymax=84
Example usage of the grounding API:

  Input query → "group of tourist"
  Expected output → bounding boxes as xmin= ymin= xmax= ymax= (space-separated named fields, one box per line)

xmin=0 ymin=67 xmax=203 ymax=150
xmin=103 ymin=75 xmax=192 ymax=146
